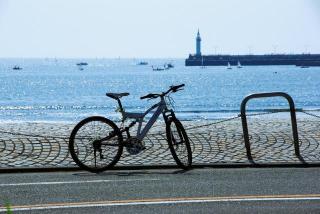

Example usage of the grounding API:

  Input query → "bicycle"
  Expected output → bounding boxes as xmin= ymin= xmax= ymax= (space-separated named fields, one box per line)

xmin=69 ymin=84 xmax=192 ymax=173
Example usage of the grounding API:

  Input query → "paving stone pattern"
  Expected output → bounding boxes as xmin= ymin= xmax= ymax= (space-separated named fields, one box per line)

xmin=0 ymin=114 xmax=320 ymax=169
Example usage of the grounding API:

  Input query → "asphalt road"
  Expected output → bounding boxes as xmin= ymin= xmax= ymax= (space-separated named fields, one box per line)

xmin=0 ymin=167 xmax=320 ymax=213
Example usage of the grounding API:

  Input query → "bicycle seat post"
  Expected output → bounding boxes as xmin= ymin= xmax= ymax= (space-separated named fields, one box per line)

xmin=106 ymin=93 xmax=129 ymax=121
xmin=115 ymin=98 xmax=126 ymax=122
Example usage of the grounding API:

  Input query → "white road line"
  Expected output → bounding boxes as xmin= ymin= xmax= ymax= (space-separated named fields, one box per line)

xmin=0 ymin=178 xmax=160 ymax=187
xmin=2 ymin=196 xmax=320 ymax=212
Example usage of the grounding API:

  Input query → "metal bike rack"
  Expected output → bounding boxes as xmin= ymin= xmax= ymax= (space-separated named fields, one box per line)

xmin=240 ymin=92 xmax=300 ymax=162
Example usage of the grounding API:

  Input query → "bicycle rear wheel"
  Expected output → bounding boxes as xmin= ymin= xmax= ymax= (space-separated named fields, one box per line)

xmin=69 ymin=116 xmax=123 ymax=173
xmin=166 ymin=118 xmax=192 ymax=169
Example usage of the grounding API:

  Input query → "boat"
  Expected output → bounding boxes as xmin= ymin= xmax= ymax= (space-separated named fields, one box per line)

xmin=137 ymin=61 xmax=148 ymax=65
xmin=164 ymin=63 xmax=174 ymax=69
xmin=237 ymin=61 xmax=242 ymax=68
xmin=300 ymin=65 xmax=309 ymax=68
xmin=12 ymin=66 xmax=22 ymax=70
xmin=152 ymin=66 xmax=165 ymax=71
xmin=76 ymin=62 xmax=88 ymax=66
xmin=227 ymin=62 xmax=232 ymax=69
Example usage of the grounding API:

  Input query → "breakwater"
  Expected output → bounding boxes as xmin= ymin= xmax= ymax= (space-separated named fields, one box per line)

xmin=185 ymin=54 xmax=320 ymax=66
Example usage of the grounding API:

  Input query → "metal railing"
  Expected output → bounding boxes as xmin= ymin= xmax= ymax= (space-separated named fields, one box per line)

xmin=240 ymin=92 xmax=300 ymax=162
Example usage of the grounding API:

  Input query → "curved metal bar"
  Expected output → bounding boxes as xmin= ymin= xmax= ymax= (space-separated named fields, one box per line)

xmin=240 ymin=92 xmax=300 ymax=161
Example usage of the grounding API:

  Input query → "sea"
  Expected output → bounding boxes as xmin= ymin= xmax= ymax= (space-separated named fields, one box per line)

xmin=0 ymin=58 xmax=319 ymax=122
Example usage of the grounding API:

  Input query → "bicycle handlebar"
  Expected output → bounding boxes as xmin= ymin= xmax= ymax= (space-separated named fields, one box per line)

xmin=140 ymin=93 xmax=159 ymax=100
xmin=140 ymin=84 xmax=185 ymax=100
xmin=169 ymin=84 xmax=185 ymax=93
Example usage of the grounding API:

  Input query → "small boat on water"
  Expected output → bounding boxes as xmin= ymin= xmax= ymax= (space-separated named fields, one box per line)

xmin=76 ymin=62 xmax=88 ymax=66
xmin=237 ymin=61 xmax=242 ymax=68
xmin=300 ymin=65 xmax=309 ymax=68
xmin=164 ymin=63 xmax=174 ymax=69
xmin=12 ymin=66 xmax=22 ymax=70
xmin=137 ymin=61 xmax=148 ymax=65
xmin=76 ymin=62 xmax=88 ymax=70
xmin=227 ymin=62 xmax=232 ymax=69
xmin=152 ymin=66 xmax=165 ymax=71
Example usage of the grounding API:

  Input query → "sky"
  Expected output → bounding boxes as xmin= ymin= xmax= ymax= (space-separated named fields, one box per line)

xmin=0 ymin=0 xmax=320 ymax=58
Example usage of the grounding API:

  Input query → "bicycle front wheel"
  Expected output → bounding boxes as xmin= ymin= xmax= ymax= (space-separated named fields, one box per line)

xmin=166 ymin=118 xmax=192 ymax=169
xmin=69 ymin=116 xmax=123 ymax=173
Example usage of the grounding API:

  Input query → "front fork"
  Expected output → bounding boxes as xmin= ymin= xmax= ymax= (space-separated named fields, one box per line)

xmin=163 ymin=109 xmax=176 ymax=126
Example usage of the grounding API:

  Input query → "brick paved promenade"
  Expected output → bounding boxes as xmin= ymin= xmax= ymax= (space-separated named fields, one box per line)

xmin=0 ymin=114 xmax=320 ymax=170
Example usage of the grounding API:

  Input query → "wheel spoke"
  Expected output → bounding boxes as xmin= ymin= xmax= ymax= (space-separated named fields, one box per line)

xmin=94 ymin=149 xmax=97 ymax=168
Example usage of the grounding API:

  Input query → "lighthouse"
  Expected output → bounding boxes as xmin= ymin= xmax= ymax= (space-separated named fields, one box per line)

xmin=196 ymin=29 xmax=201 ymax=56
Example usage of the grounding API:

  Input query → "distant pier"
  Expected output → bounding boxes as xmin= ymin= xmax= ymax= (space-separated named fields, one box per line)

xmin=185 ymin=54 xmax=320 ymax=67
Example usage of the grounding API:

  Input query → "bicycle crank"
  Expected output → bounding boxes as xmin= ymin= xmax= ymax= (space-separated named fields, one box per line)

xmin=125 ymin=137 xmax=145 ymax=155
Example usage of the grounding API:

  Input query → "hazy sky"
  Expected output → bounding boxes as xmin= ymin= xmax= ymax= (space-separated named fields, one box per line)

xmin=0 ymin=0 xmax=320 ymax=58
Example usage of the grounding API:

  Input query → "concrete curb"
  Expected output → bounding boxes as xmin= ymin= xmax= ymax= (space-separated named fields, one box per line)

xmin=1 ymin=162 xmax=320 ymax=173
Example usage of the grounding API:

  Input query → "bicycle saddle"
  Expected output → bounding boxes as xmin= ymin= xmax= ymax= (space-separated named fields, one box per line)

xmin=106 ymin=92 xmax=130 ymax=100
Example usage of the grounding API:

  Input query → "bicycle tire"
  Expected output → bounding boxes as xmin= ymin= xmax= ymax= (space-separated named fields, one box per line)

xmin=69 ymin=116 xmax=123 ymax=173
xmin=166 ymin=118 xmax=192 ymax=169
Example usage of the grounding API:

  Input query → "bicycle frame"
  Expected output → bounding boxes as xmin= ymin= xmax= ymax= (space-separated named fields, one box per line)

xmin=121 ymin=96 xmax=172 ymax=141
xmin=69 ymin=84 xmax=192 ymax=172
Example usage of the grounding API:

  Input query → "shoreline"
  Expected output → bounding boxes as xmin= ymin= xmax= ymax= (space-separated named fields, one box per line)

xmin=0 ymin=110 xmax=319 ymax=124
xmin=0 ymin=116 xmax=319 ymax=137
